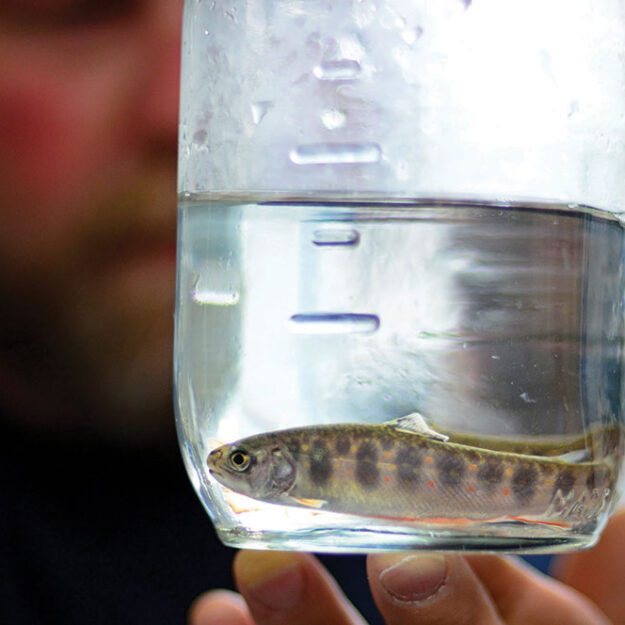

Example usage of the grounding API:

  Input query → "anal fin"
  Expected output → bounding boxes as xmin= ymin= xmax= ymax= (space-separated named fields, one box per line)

xmin=290 ymin=496 xmax=327 ymax=509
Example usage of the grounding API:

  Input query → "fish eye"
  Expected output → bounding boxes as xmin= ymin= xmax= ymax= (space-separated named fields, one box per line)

xmin=228 ymin=449 xmax=251 ymax=472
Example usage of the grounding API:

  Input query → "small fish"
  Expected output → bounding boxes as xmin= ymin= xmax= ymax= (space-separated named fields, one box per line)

xmin=207 ymin=413 xmax=620 ymax=525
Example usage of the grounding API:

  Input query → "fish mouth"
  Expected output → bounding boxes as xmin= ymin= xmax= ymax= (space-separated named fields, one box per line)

xmin=207 ymin=448 xmax=226 ymax=477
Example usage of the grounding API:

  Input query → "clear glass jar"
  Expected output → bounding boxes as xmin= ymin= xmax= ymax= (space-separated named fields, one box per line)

xmin=176 ymin=0 xmax=625 ymax=552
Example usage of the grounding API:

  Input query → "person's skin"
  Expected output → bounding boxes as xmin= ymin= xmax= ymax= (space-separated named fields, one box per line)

xmin=0 ymin=0 xmax=182 ymax=446
xmin=189 ymin=509 xmax=625 ymax=625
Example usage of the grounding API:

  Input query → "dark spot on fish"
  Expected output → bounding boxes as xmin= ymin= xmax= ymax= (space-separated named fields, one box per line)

xmin=437 ymin=453 xmax=465 ymax=488
xmin=511 ymin=464 xmax=538 ymax=503
xmin=287 ymin=439 xmax=301 ymax=462
xmin=555 ymin=469 xmax=575 ymax=496
xmin=586 ymin=465 xmax=611 ymax=491
xmin=464 ymin=449 xmax=481 ymax=464
xmin=356 ymin=440 xmax=379 ymax=488
xmin=335 ymin=435 xmax=351 ymax=456
xmin=381 ymin=437 xmax=395 ymax=451
xmin=309 ymin=439 xmax=332 ymax=486
xmin=477 ymin=458 xmax=503 ymax=490
xmin=396 ymin=445 xmax=421 ymax=485
xmin=540 ymin=462 xmax=556 ymax=476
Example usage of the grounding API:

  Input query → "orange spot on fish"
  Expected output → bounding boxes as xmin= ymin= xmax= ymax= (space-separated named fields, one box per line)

xmin=425 ymin=456 xmax=434 ymax=464
xmin=426 ymin=479 xmax=436 ymax=489
xmin=293 ymin=496 xmax=326 ymax=509
xmin=503 ymin=486 xmax=510 ymax=497
xmin=466 ymin=483 xmax=476 ymax=494
xmin=505 ymin=467 xmax=514 ymax=478
xmin=371 ymin=514 xmax=478 ymax=526
xmin=509 ymin=515 xmax=571 ymax=529
xmin=383 ymin=476 xmax=391 ymax=483
xmin=468 ymin=463 xmax=478 ymax=472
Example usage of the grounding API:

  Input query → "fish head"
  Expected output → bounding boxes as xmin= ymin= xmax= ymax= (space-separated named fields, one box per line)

xmin=207 ymin=436 xmax=297 ymax=501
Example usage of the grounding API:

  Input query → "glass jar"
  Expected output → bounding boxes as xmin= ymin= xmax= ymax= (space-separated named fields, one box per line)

xmin=176 ymin=0 xmax=625 ymax=552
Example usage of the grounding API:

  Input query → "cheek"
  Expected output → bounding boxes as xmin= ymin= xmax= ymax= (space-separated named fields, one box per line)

xmin=0 ymin=36 xmax=145 ymax=265
xmin=0 ymin=72 xmax=102 ymax=224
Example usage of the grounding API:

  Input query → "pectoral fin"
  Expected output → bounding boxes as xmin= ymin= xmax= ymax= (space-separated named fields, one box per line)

xmin=386 ymin=412 xmax=449 ymax=442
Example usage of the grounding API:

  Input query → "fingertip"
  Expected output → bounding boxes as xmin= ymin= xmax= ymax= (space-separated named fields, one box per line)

xmin=233 ymin=550 xmax=307 ymax=614
xmin=234 ymin=550 xmax=304 ymax=588
xmin=367 ymin=553 xmax=500 ymax=625
xmin=234 ymin=550 xmax=367 ymax=625
xmin=188 ymin=589 xmax=252 ymax=625
xmin=367 ymin=553 xmax=448 ymax=603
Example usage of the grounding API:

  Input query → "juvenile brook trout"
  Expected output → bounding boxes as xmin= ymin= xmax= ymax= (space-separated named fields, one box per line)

xmin=207 ymin=413 xmax=622 ymax=526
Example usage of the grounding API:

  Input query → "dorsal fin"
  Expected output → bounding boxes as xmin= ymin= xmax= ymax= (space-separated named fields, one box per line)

xmin=384 ymin=412 xmax=450 ymax=442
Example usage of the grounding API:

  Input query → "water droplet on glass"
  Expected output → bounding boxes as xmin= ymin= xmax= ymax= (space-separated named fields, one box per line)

xmin=289 ymin=313 xmax=380 ymax=335
xmin=251 ymin=101 xmax=273 ymax=125
xmin=289 ymin=142 xmax=381 ymax=165
xmin=311 ymin=228 xmax=360 ymax=246
xmin=313 ymin=59 xmax=361 ymax=81
xmin=380 ymin=8 xmax=404 ymax=29
xmin=401 ymin=26 xmax=423 ymax=45
xmin=192 ymin=129 xmax=208 ymax=145
xmin=321 ymin=108 xmax=347 ymax=130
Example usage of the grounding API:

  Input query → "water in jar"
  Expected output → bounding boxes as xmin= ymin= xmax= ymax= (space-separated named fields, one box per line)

xmin=174 ymin=194 xmax=625 ymax=553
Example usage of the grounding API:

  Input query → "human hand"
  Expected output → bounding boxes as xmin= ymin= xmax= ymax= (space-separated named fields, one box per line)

xmin=189 ymin=509 xmax=625 ymax=625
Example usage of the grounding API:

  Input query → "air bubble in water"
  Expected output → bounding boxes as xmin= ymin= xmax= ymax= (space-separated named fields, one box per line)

xmin=251 ymin=101 xmax=273 ymax=125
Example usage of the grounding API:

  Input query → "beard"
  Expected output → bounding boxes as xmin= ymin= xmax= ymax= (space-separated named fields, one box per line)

xmin=0 ymin=158 xmax=178 ymax=449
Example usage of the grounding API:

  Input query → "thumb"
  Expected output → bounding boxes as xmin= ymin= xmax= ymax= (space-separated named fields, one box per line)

xmin=367 ymin=552 xmax=611 ymax=625
xmin=367 ymin=553 xmax=501 ymax=625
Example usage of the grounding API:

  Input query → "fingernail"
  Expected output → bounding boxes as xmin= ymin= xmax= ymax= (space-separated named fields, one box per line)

xmin=378 ymin=554 xmax=447 ymax=603
xmin=235 ymin=551 xmax=304 ymax=612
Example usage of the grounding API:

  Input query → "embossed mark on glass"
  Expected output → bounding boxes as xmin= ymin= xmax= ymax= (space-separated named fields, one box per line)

xmin=175 ymin=0 xmax=625 ymax=552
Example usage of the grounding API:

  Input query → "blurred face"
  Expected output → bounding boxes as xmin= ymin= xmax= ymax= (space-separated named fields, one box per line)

xmin=0 ymin=0 xmax=182 ymax=445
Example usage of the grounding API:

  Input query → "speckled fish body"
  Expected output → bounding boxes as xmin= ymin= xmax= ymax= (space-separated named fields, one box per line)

xmin=208 ymin=420 xmax=620 ymax=524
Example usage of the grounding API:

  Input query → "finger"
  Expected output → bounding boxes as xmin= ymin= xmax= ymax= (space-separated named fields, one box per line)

xmin=554 ymin=508 xmax=625 ymax=624
xmin=367 ymin=553 xmax=503 ymax=625
xmin=188 ymin=589 xmax=255 ymax=625
xmin=467 ymin=554 xmax=611 ymax=625
xmin=233 ymin=550 xmax=367 ymax=625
